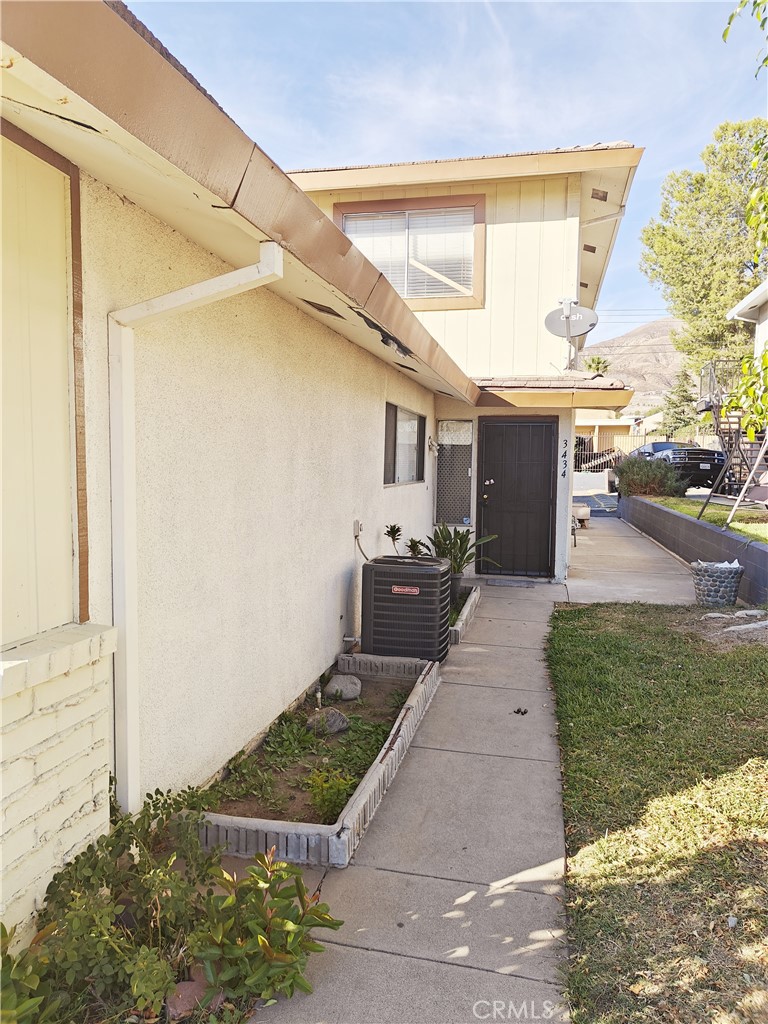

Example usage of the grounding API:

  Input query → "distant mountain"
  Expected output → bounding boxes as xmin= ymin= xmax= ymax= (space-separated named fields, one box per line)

xmin=584 ymin=318 xmax=687 ymax=416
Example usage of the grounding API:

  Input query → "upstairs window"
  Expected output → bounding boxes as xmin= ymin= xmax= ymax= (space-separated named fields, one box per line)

xmin=345 ymin=208 xmax=473 ymax=299
xmin=336 ymin=195 xmax=485 ymax=311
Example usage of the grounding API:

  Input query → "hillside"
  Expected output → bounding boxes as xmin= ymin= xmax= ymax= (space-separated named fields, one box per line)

xmin=584 ymin=318 xmax=687 ymax=415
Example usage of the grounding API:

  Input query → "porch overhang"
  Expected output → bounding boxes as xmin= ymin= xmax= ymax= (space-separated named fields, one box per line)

xmin=473 ymin=374 xmax=634 ymax=412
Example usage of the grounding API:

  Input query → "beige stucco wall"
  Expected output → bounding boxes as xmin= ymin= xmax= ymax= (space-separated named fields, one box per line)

xmin=79 ymin=176 xmax=440 ymax=795
xmin=306 ymin=176 xmax=580 ymax=379
xmin=1 ymin=624 xmax=116 ymax=946
xmin=434 ymin=398 xmax=575 ymax=581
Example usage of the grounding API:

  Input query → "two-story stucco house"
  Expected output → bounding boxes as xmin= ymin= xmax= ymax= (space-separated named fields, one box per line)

xmin=292 ymin=147 xmax=642 ymax=577
xmin=1 ymin=1 xmax=637 ymax=945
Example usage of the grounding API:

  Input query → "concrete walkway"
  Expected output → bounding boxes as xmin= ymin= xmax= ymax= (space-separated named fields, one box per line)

xmin=566 ymin=515 xmax=695 ymax=604
xmin=257 ymin=519 xmax=694 ymax=1024
xmin=260 ymin=580 xmax=570 ymax=1024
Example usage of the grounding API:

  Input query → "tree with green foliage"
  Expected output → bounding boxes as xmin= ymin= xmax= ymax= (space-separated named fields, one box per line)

xmin=662 ymin=371 xmax=699 ymax=437
xmin=640 ymin=119 xmax=768 ymax=367
xmin=725 ymin=350 xmax=768 ymax=438
xmin=724 ymin=0 xmax=768 ymax=75
xmin=583 ymin=354 xmax=610 ymax=375
xmin=724 ymin=2 xmax=768 ymax=259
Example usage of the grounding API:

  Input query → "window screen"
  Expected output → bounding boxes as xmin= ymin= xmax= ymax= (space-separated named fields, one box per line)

xmin=435 ymin=420 xmax=472 ymax=524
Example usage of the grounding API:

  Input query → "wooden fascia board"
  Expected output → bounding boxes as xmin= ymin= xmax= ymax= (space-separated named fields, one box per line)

xmin=289 ymin=148 xmax=644 ymax=192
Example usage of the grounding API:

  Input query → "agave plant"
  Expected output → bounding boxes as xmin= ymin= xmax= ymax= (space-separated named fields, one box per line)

xmin=426 ymin=524 xmax=499 ymax=574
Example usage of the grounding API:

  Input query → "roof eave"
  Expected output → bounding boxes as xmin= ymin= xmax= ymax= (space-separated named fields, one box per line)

xmin=727 ymin=279 xmax=768 ymax=322
xmin=289 ymin=146 xmax=644 ymax=192
xmin=0 ymin=1 xmax=478 ymax=404
xmin=475 ymin=387 xmax=635 ymax=411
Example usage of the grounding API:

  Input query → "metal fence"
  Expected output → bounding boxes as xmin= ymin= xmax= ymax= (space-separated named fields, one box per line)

xmin=574 ymin=431 xmax=722 ymax=472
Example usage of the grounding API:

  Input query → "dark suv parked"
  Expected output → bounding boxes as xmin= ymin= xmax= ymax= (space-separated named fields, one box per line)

xmin=607 ymin=441 xmax=726 ymax=492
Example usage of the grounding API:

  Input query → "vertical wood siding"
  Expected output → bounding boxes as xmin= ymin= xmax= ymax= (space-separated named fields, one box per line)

xmin=2 ymin=138 xmax=74 ymax=645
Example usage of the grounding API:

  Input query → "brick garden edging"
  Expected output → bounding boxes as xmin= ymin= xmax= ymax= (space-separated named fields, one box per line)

xmin=199 ymin=656 xmax=440 ymax=867
xmin=619 ymin=496 xmax=768 ymax=604
xmin=449 ymin=585 xmax=481 ymax=644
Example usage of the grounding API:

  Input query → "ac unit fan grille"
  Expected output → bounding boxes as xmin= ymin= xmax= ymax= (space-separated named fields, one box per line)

xmin=361 ymin=557 xmax=451 ymax=662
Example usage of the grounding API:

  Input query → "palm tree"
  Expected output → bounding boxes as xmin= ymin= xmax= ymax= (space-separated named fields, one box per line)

xmin=584 ymin=355 xmax=611 ymax=375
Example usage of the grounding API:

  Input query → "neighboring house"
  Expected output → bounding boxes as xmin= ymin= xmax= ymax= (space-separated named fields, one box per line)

xmin=727 ymin=278 xmax=768 ymax=358
xmin=292 ymin=146 xmax=641 ymax=572
xmin=0 ymin=2 xmax=635 ymax=943
xmin=575 ymin=410 xmax=637 ymax=454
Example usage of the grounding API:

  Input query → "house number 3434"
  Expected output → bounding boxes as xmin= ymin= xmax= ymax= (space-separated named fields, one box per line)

xmin=561 ymin=439 xmax=568 ymax=479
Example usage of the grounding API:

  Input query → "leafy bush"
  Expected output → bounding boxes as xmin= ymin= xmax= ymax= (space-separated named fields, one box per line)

xmin=304 ymin=768 xmax=357 ymax=824
xmin=1 ymin=788 xmax=341 ymax=1022
xmin=1 ymin=923 xmax=61 ymax=1024
xmin=614 ymin=456 xmax=688 ymax=497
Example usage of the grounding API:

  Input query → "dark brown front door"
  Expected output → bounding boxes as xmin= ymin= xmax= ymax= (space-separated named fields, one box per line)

xmin=478 ymin=419 xmax=557 ymax=577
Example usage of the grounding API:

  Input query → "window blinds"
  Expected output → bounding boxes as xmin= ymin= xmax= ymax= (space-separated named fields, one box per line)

xmin=344 ymin=208 xmax=473 ymax=298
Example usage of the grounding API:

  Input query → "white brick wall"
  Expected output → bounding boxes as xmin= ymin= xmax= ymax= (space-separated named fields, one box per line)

xmin=1 ymin=623 xmax=116 ymax=947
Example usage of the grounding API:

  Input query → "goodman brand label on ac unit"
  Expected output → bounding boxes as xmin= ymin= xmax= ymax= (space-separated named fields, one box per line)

xmin=392 ymin=585 xmax=420 ymax=596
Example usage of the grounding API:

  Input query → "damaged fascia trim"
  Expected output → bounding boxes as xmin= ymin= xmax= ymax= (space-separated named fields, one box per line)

xmin=109 ymin=243 xmax=283 ymax=813
xmin=1 ymin=2 xmax=477 ymax=402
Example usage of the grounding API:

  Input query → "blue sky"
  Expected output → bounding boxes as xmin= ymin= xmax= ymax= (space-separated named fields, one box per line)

xmin=129 ymin=1 xmax=766 ymax=344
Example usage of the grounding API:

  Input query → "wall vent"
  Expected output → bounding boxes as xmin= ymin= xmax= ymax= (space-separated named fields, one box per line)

xmin=591 ymin=188 xmax=609 ymax=202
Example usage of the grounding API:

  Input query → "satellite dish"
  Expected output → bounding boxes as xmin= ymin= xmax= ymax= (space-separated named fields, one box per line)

xmin=545 ymin=305 xmax=599 ymax=338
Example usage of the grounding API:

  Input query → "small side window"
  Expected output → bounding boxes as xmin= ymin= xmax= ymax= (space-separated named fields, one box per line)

xmin=384 ymin=403 xmax=426 ymax=484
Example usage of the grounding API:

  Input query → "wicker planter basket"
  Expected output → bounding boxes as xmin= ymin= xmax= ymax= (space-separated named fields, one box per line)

xmin=690 ymin=561 xmax=744 ymax=607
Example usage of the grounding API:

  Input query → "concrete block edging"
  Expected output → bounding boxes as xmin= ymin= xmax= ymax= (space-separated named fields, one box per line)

xmin=200 ymin=658 xmax=440 ymax=867
xmin=449 ymin=586 xmax=481 ymax=644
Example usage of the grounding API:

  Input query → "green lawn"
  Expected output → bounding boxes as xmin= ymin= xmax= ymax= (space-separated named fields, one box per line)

xmin=547 ymin=603 xmax=768 ymax=1024
xmin=650 ymin=496 xmax=768 ymax=543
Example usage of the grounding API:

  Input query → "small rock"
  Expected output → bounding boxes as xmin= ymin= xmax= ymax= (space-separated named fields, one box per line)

xmin=306 ymin=707 xmax=349 ymax=735
xmin=324 ymin=674 xmax=362 ymax=701
xmin=701 ymin=613 xmax=729 ymax=619
xmin=727 ymin=915 xmax=738 ymax=929
xmin=166 ymin=979 xmax=224 ymax=1020
xmin=734 ymin=609 xmax=767 ymax=618
xmin=723 ymin=620 xmax=768 ymax=634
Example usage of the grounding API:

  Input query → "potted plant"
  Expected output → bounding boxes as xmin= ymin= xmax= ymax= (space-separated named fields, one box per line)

xmin=426 ymin=523 xmax=499 ymax=605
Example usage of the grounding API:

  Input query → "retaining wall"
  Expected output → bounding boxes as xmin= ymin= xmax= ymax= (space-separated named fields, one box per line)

xmin=619 ymin=497 xmax=768 ymax=604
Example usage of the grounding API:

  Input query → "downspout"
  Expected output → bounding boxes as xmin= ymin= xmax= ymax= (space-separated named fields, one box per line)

xmin=108 ymin=242 xmax=283 ymax=812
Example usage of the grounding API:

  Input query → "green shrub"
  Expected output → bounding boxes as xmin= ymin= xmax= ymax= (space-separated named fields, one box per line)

xmin=614 ymin=455 xmax=688 ymax=497
xmin=1 ymin=788 xmax=341 ymax=1022
xmin=304 ymin=768 xmax=357 ymax=824
xmin=188 ymin=848 xmax=342 ymax=1003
